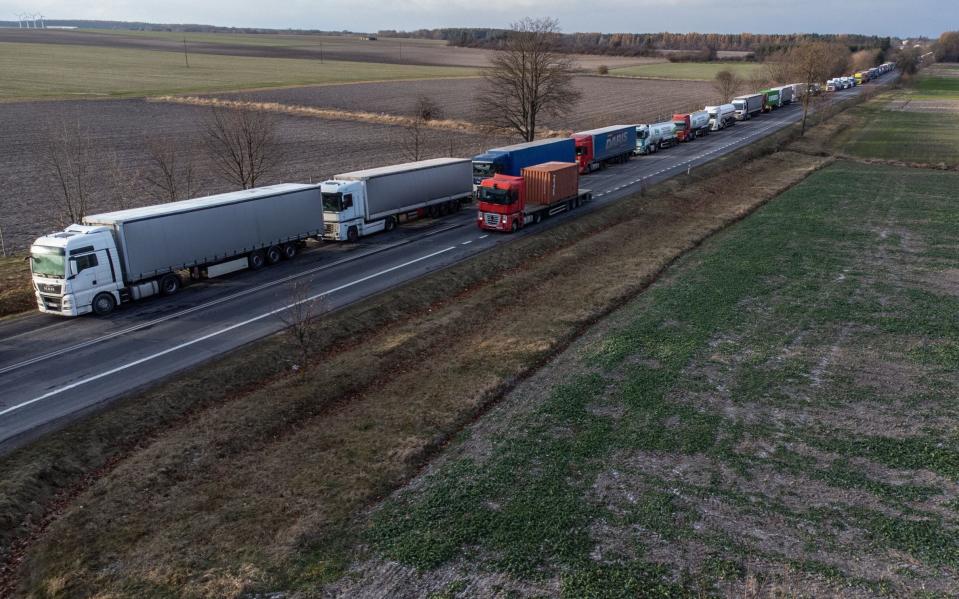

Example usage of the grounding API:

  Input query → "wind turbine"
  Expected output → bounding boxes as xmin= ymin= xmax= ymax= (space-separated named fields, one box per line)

xmin=37 ymin=14 xmax=45 ymax=28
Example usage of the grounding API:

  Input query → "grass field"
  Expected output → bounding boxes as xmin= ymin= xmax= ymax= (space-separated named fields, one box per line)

xmin=78 ymin=29 xmax=449 ymax=49
xmin=836 ymin=69 xmax=959 ymax=166
xmin=364 ymin=160 xmax=959 ymax=596
xmin=0 ymin=256 xmax=32 ymax=318
xmin=0 ymin=42 xmax=477 ymax=100
xmin=609 ymin=61 xmax=765 ymax=81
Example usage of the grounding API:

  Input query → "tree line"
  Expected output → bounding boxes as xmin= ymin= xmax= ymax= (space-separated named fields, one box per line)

xmin=378 ymin=28 xmax=893 ymax=60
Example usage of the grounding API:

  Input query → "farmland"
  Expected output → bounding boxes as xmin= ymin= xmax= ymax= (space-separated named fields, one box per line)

xmin=610 ymin=61 xmax=765 ymax=80
xmin=0 ymin=99 xmax=506 ymax=252
xmin=0 ymin=28 xmax=661 ymax=70
xmin=0 ymin=42 xmax=478 ymax=101
xmin=213 ymin=75 xmax=718 ymax=131
xmin=833 ymin=65 xmax=959 ymax=165
xmin=358 ymin=160 xmax=959 ymax=596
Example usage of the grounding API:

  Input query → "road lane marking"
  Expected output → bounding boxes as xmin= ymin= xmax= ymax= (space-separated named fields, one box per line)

xmin=0 ymin=223 xmax=468 ymax=377
xmin=0 ymin=246 xmax=457 ymax=416
xmin=461 ymin=240 xmax=472 ymax=245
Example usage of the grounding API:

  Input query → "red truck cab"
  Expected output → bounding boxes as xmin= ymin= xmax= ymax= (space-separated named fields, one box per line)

xmin=572 ymin=134 xmax=593 ymax=174
xmin=672 ymin=113 xmax=693 ymax=142
xmin=476 ymin=174 xmax=525 ymax=232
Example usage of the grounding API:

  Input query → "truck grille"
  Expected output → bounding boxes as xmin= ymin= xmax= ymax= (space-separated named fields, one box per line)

xmin=484 ymin=213 xmax=501 ymax=227
xmin=40 ymin=294 xmax=62 ymax=310
xmin=36 ymin=282 xmax=62 ymax=294
xmin=323 ymin=222 xmax=337 ymax=238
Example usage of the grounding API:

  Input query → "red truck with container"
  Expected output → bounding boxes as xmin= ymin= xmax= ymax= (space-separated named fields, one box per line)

xmin=476 ymin=162 xmax=592 ymax=233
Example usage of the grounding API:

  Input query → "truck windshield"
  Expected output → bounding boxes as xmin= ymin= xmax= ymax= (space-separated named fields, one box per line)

xmin=472 ymin=162 xmax=496 ymax=179
xmin=30 ymin=246 xmax=65 ymax=278
xmin=322 ymin=192 xmax=343 ymax=212
xmin=673 ymin=121 xmax=687 ymax=130
xmin=733 ymin=101 xmax=745 ymax=110
xmin=477 ymin=187 xmax=514 ymax=205
xmin=575 ymin=146 xmax=586 ymax=156
xmin=637 ymin=129 xmax=648 ymax=140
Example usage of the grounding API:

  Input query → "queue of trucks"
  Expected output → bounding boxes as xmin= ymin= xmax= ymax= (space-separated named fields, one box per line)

xmin=30 ymin=63 xmax=894 ymax=316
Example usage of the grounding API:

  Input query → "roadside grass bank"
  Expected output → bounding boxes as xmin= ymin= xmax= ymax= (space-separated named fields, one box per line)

xmin=608 ymin=61 xmax=764 ymax=81
xmin=2 ymin=123 xmax=830 ymax=595
xmin=0 ymin=256 xmax=32 ymax=318
xmin=0 ymin=42 xmax=477 ymax=100
xmin=355 ymin=159 xmax=959 ymax=597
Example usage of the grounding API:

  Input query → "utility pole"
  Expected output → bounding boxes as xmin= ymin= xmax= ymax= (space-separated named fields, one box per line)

xmin=319 ymin=40 xmax=323 ymax=64
xmin=0 ymin=222 xmax=7 ymax=257
xmin=183 ymin=36 xmax=190 ymax=68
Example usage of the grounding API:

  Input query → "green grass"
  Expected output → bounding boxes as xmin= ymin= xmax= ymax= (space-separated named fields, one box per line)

xmin=366 ymin=162 xmax=959 ymax=595
xmin=609 ymin=61 xmax=764 ymax=80
xmin=838 ymin=72 xmax=959 ymax=165
xmin=0 ymin=41 xmax=477 ymax=100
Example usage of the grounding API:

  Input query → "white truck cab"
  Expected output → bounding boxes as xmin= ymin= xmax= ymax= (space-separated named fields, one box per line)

xmin=31 ymin=225 xmax=125 ymax=316
xmin=321 ymin=180 xmax=388 ymax=242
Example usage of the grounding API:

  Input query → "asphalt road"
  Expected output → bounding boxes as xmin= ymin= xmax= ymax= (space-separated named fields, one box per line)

xmin=0 ymin=78 xmax=891 ymax=452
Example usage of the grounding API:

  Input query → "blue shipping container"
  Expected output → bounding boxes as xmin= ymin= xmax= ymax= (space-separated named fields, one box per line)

xmin=471 ymin=138 xmax=576 ymax=185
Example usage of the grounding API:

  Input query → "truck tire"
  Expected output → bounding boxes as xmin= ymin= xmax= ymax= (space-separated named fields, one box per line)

xmin=650 ymin=145 xmax=658 ymax=154
xmin=159 ymin=273 xmax=181 ymax=296
xmin=347 ymin=226 xmax=359 ymax=243
xmin=281 ymin=243 xmax=298 ymax=260
xmin=511 ymin=221 xmax=518 ymax=233
xmin=92 ymin=292 xmax=116 ymax=316
xmin=266 ymin=246 xmax=282 ymax=265
xmin=384 ymin=216 xmax=396 ymax=232
xmin=249 ymin=250 xmax=266 ymax=270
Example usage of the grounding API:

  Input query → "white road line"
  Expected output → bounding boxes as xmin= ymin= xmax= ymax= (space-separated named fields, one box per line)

xmin=0 ymin=246 xmax=457 ymax=416
xmin=461 ymin=240 xmax=472 ymax=245
xmin=0 ymin=224 xmax=467 ymax=376
xmin=479 ymin=234 xmax=489 ymax=239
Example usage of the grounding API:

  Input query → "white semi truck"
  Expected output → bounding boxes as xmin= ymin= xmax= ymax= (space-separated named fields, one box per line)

xmin=321 ymin=158 xmax=473 ymax=241
xmin=733 ymin=94 xmax=765 ymax=120
xmin=634 ymin=122 xmax=677 ymax=155
xmin=705 ymin=104 xmax=737 ymax=131
xmin=29 ymin=184 xmax=324 ymax=316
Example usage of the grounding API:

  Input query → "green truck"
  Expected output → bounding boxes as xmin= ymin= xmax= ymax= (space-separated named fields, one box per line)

xmin=760 ymin=88 xmax=782 ymax=111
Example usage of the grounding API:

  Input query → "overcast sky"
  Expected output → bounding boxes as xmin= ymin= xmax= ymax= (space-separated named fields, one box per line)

xmin=1 ymin=0 xmax=947 ymax=38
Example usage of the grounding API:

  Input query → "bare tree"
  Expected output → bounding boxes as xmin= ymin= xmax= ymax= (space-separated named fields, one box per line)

xmin=895 ymin=47 xmax=923 ymax=76
xmin=785 ymin=42 xmax=850 ymax=136
xmin=475 ymin=17 xmax=582 ymax=141
xmin=277 ymin=279 xmax=326 ymax=372
xmin=712 ymin=69 xmax=741 ymax=103
xmin=104 ymin=150 xmax=141 ymax=211
xmin=42 ymin=119 xmax=93 ymax=225
xmin=144 ymin=138 xmax=196 ymax=202
xmin=203 ymin=106 xmax=280 ymax=189
xmin=401 ymin=96 xmax=443 ymax=161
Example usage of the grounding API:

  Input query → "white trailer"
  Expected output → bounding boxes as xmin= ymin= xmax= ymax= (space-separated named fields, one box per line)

xmin=321 ymin=158 xmax=473 ymax=241
xmin=732 ymin=94 xmax=764 ymax=120
xmin=30 ymin=184 xmax=325 ymax=316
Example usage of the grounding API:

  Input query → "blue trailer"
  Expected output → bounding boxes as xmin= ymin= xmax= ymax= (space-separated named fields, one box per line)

xmin=571 ymin=125 xmax=637 ymax=174
xmin=471 ymin=138 xmax=576 ymax=186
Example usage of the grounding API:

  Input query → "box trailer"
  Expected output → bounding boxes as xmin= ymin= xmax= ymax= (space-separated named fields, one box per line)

xmin=571 ymin=125 xmax=636 ymax=173
xmin=471 ymin=138 xmax=576 ymax=186
xmin=322 ymin=157 xmax=473 ymax=241
xmin=30 ymin=184 xmax=324 ymax=316
xmin=760 ymin=88 xmax=782 ymax=110
xmin=476 ymin=162 xmax=592 ymax=232
xmin=634 ymin=122 xmax=677 ymax=155
xmin=772 ymin=85 xmax=795 ymax=105
xmin=733 ymin=94 xmax=765 ymax=120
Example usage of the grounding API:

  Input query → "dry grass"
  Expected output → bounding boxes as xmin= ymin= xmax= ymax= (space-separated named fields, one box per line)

xmin=2 ymin=115 xmax=831 ymax=596
xmin=151 ymin=95 xmax=572 ymax=138
xmin=0 ymin=255 xmax=32 ymax=318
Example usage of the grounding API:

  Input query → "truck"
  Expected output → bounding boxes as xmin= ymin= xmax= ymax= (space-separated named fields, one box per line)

xmin=673 ymin=110 xmax=710 ymax=141
xmin=771 ymin=84 xmax=795 ymax=105
xmin=322 ymin=157 xmax=473 ymax=242
xmin=476 ymin=162 xmax=592 ymax=233
xmin=634 ymin=122 xmax=676 ymax=155
xmin=571 ymin=125 xmax=636 ymax=174
xmin=30 ymin=184 xmax=324 ymax=317
xmin=471 ymin=138 xmax=576 ymax=187
xmin=705 ymin=104 xmax=737 ymax=131
xmin=732 ymin=94 xmax=765 ymax=120
xmin=760 ymin=88 xmax=782 ymax=110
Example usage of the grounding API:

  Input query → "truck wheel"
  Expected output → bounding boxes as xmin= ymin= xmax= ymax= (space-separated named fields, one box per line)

xmin=92 ymin=292 xmax=116 ymax=316
xmin=347 ymin=226 xmax=359 ymax=243
xmin=249 ymin=250 xmax=266 ymax=270
xmin=265 ymin=246 xmax=282 ymax=265
xmin=159 ymin=273 xmax=181 ymax=296
xmin=384 ymin=216 xmax=396 ymax=232
xmin=281 ymin=243 xmax=298 ymax=260
xmin=511 ymin=221 xmax=518 ymax=233
xmin=650 ymin=145 xmax=658 ymax=154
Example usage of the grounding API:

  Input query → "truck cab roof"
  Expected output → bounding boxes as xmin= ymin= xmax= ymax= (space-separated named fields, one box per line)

xmin=32 ymin=225 xmax=113 ymax=251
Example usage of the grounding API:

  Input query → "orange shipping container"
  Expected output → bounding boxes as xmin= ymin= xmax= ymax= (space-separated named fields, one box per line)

xmin=521 ymin=162 xmax=579 ymax=206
